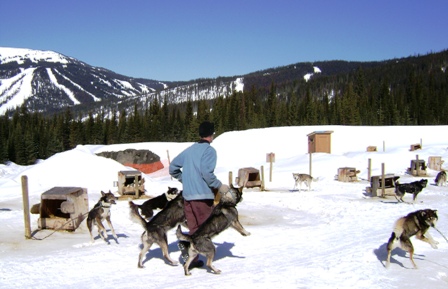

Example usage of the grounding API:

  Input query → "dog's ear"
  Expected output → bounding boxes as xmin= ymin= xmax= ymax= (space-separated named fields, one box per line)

xmin=101 ymin=191 xmax=105 ymax=196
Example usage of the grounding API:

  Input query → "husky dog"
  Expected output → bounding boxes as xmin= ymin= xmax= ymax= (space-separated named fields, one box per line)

xmin=129 ymin=192 xmax=185 ymax=268
xmin=176 ymin=185 xmax=250 ymax=275
xmin=386 ymin=209 xmax=439 ymax=269
xmin=137 ymin=187 xmax=180 ymax=219
xmin=292 ymin=173 xmax=314 ymax=191
xmin=87 ymin=190 xmax=118 ymax=243
xmin=394 ymin=179 xmax=428 ymax=202
xmin=435 ymin=171 xmax=447 ymax=186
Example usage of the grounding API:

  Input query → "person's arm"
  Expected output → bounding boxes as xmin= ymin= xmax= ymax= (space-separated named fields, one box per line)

xmin=201 ymin=147 xmax=222 ymax=189
xmin=169 ymin=153 xmax=184 ymax=182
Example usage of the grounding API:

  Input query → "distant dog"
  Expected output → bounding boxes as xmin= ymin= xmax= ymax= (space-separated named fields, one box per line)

xmin=435 ymin=171 xmax=447 ymax=186
xmin=386 ymin=209 xmax=439 ymax=269
xmin=394 ymin=179 xmax=428 ymax=202
xmin=87 ymin=190 xmax=118 ymax=243
xmin=129 ymin=191 xmax=185 ymax=268
xmin=137 ymin=187 xmax=179 ymax=219
xmin=176 ymin=185 xmax=251 ymax=275
xmin=292 ymin=173 xmax=314 ymax=191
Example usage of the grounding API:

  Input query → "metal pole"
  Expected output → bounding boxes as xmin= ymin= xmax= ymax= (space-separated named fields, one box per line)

xmin=21 ymin=175 xmax=31 ymax=239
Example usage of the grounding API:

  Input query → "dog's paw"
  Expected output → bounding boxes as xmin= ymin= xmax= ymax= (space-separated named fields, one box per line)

xmin=212 ymin=268 xmax=222 ymax=274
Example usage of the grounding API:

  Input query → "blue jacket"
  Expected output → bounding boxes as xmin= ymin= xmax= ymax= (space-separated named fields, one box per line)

xmin=169 ymin=140 xmax=222 ymax=201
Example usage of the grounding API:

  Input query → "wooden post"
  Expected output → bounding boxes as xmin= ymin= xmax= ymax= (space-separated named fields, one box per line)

xmin=228 ymin=171 xmax=233 ymax=186
xmin=134 ymin=175 xmax=140 ymax=198
xmin=266 ymin=153 xmax=275 ymax=182
xmin=367 ymin=158 xmax=371 ymax=181
xmin=416 ymin=154 xmax=420 ymax=176
xmin=260 ymin=165 xmax=265 ymax=191
xmin=167 ymin=150 xmax=172 ymax=180
xmin=420 ymin=138 xmax=422 ymax=148
xmin=309 ymin=153 xmax=312 ymax=176
xmin=383 ymin=141 xmax=385 ymax=152
xmin=381 ymin=163 xmax=386 ymax=198
xmin=21 ymin=175 xmax=32 ymax=239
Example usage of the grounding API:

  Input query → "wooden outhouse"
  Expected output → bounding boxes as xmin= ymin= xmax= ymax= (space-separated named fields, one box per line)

xmin=307 ymin=131 xmax=334 ymax=154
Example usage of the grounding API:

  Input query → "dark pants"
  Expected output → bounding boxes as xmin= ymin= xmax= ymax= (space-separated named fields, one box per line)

xmin=183 ymin=199 xmax=213 ymax=263
xmin=184 ymin=199 xmax=214 ymax=235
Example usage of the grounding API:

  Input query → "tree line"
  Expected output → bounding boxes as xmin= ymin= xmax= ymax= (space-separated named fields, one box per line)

xmin=1 ymin=53 xmax=448 ymax=165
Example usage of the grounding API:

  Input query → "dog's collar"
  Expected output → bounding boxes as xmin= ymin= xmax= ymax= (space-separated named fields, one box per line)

xmin=100 ymin=202 xmax=112 ymax=208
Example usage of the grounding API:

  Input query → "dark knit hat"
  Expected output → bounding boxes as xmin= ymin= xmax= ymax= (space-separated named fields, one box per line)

xmin=199 ymin=121 xmax=215 ymax=137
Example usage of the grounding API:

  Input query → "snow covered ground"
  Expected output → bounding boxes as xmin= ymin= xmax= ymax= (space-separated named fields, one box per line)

xmin=1 ymin=125 xmax=447 ymax=288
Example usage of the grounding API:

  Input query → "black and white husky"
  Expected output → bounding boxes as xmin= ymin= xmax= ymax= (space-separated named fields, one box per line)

xmin=292 ymin=173 xmax=314 ymax=191
xmin=137 ymin=187 xmax=180 ymax=219
xmin=87 ymin=191 xmax=118 ymax=243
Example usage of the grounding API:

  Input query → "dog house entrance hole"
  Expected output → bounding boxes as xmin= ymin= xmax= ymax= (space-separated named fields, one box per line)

xmin=40 ymin=199 xmax=70 ymax=219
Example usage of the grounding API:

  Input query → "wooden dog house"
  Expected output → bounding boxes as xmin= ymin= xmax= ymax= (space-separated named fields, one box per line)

xmin=407 ymin=159 xmax=427 ymax=176
xmin=235 ymin=167 xmax=264 ymax=190
xmin=307 ymin=131 xmax=333 ymax=154
xmin=337 ymin=167 xmax=360 ymax=182
xmin=410 ymin=143 xmax=422 ymax=151
xmin=428 ymin=156 xmax=444 ymax=171
xmin=116 ymin=170 xmax=145 ymax=197
xmin=366 ymin=146 xmax=377 ymax=152
xmin=367 ymin=174 xmax=399 ymax=197
xmin=37 ymin=187 xmax=88 ymax=231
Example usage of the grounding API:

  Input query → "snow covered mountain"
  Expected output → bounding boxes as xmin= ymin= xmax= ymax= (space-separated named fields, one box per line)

xmin=0 ymin=47 xmax=170 ymax=115
xmin=0 ymin=47 xmax=248 ymax=116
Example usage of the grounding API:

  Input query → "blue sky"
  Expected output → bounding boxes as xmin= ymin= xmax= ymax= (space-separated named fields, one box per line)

xmin=1 ymin=0 xmax=447 ymax=81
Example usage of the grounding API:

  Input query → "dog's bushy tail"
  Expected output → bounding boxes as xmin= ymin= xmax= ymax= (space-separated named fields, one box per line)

xmin=175 ymin=224 xmax=191 ymax=242
xmin=129 ymin=201 xmax=147 ymax=229
xmin=392 ymin=217 xmax=405 ymax=238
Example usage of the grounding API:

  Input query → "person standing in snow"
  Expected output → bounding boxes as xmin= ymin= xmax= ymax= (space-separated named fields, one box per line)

xmin=169 ymin=121 xmax=229 ymax=269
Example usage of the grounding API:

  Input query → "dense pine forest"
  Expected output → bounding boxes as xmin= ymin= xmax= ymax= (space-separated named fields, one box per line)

xmin=1 ymin=50 xmax=447 ymax=165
